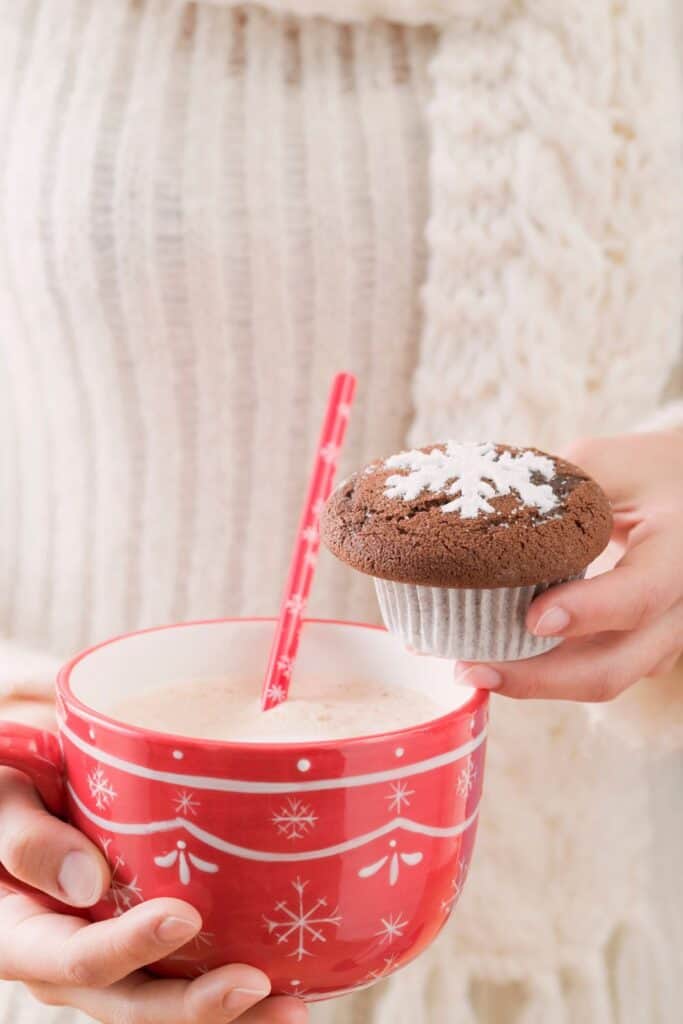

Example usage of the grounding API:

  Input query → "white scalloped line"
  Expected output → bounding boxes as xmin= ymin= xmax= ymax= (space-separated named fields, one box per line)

xmin=67 ymin=783 xmax=479 ymax=862
xmin=60 ymin=720 xmax=486 ymax=794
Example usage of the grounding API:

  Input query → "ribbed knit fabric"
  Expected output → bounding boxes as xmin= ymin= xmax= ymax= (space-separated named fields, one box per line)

xmin=201 ymin=0 xmax=508 ymax=26
xmin=0 ymin=0 xmax=434 ymax=656
xmin=0 ymin=2 xmax=682 ymax=1023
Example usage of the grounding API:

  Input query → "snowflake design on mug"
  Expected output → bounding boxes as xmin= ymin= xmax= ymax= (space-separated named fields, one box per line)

xmin=456 ymin=759 xmax=477 ymax=798
xmin=193 ymin=929 xmax=214 ymax=950
xmin=107 ymin=856 xmax=143 ymax=916
xmin=173 ymin=790 xmax=200 ymax=817
xmin=366 ymin=954 xmax=400 ymax=980
xmin=87 ymin=766 xmax=117 ymax=810
xmin=441 ymin=858 xmax=470 ymax=914
xmin=374 ymin=912 xmax=408 ymax=945
xmin=272 ymin=798 xmax=318 ymax=840
xmin=385 ymin=782 xmax=414 ymax=815
xmin=263 ymin=877 xmax=342 ymax=961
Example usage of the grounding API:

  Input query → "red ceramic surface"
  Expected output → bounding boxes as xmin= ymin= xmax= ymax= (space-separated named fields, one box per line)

xmin=0 ymin=618 xmax=488 ymax=1003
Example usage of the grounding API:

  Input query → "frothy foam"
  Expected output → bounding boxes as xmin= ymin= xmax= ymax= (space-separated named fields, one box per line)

xmin=108 ymin=676 xmax=447 ymax=743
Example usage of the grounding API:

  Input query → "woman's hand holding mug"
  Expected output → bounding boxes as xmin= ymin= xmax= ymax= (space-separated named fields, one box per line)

xmin=0 ymin=621 xmax=486 ymax=1017
xmin=0 ymin=762 xmax=305 ymax=1024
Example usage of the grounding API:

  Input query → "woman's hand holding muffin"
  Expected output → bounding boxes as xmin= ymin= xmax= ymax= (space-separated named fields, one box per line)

xmin=321 ymin=430 xmax=682 ymax=706
xmin=458 ymin=430 xmax=683 ymax=702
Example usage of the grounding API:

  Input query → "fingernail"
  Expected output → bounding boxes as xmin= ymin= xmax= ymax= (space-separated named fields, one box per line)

xmin=58 ymin=851 xmax=102 ymax=906
xmin=223 ymin=987 xmax=271 ymax=1014
xmin=155 ymin=916 xmax=199 ymax=944
xmin=454 ymin=665 xmax=502 ymax=690
xmin=533 ymin=606 xmax=570 ymax=636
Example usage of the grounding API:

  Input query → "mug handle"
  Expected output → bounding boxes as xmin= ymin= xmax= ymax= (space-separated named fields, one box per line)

xmin=0 ymin=721 xmax=66 ymax=816
xmin=0 ymin=720 xmax=78 ymax=911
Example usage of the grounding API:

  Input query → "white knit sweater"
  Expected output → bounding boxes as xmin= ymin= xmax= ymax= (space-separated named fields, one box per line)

xmin=1 ymin=1 xmax=682 ymax=1022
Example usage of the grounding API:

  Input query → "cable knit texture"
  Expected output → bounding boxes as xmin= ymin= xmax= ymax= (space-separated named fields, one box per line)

xmin=0 ymin=1 xmax=681 ymax=1022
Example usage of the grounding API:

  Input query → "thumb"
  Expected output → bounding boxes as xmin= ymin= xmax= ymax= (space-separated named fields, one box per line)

xmin=0 ymin=770 xmax=110 ymax=908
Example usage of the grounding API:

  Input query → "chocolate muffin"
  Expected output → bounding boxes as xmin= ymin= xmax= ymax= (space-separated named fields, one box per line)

xmin=321 ymin=441 xmax=612 ymax=661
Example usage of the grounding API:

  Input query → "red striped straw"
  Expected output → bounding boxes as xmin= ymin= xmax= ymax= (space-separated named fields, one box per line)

xmin=261 ymin=372 xmax=357 ymax=711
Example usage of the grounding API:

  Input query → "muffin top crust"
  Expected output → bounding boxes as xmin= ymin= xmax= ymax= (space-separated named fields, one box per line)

xmin=321 ymin=441 xmax=612 ymax=588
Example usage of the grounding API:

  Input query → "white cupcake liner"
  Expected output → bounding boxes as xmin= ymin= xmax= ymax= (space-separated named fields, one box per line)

xmin=374 ymin=574 xmax=585 ymax=662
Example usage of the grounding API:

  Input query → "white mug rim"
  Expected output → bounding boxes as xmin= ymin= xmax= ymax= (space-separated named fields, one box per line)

xmin=58 ymin=617 xmax=487 ymax=754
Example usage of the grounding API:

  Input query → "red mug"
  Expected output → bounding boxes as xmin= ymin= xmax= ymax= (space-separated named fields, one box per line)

xmin=0 ymin=618 xmax=488 ymax=1003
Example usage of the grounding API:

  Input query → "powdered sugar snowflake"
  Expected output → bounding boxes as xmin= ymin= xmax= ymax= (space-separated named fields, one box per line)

xmin=276 ymin=655 xmax=294 ymax=677
xmin=272 ymin=797 xmax=318 ymax=840
xmin=263 ymin=877 xmax=342 ymax=961
xmin=384 ymin=442 xmax=558 ymax=518
xmin=88 ymin=766 xmax=117 ymax=809
xmin=456 ymin=760 xmax=477 ymax=798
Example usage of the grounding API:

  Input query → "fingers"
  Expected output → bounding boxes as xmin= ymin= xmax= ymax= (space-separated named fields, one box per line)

xmin=156 ymin=974 xmax=306 ymax=1024
xmin=0 ymin=769 xmax=110 ymax=906
xmin=58 ymin=899 xmax=203 ymax=987
xmin=527 ymin=531 xmax=682 ymax=639
xmin=562 ymin=434 xmax=653 ymax=503
xmin=240 ymin=997 xmax=308 ymax=1024
xmin=455 ymin=600 xmax=683 ymax=702
xmin=0 ymin=889 xmax=202 ymax=987
xmin=647 ymin=652 xmax=680 ymax=678
xmin=563 ymin=430 xmax=683 ymax=507
xmin=14 ymin=889 xmax=304 ymax=1024
xmin=31 ymin=966 xmax=304 ymax=1024
xmin=184 ymin=966 xmax=273 ymax=1023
